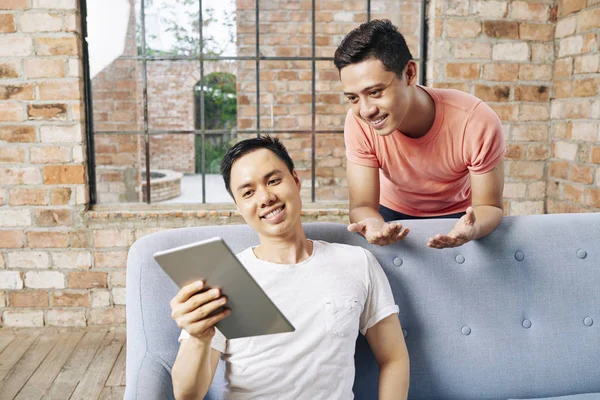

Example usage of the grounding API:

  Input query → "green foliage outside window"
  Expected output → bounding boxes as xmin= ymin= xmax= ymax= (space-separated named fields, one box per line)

xmin=195 ymin=72 xmax=237 ymax=174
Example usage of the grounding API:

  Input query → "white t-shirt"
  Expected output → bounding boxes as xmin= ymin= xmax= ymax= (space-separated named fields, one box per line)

xmin=179 ymin=240 xmax=399 ymax=400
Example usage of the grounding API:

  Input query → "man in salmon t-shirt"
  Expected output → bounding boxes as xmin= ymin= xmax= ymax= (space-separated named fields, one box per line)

xmin=334 ymin=19 xmax=506 ymax=249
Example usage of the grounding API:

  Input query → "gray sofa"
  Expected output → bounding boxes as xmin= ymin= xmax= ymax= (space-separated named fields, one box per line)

xmin=125 ymin=213 xmax=600 ymax=400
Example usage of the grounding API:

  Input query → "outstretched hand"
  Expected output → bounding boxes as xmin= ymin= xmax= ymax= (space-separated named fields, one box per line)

xmin=348 ymin=217 xmax=410 ymax=246
xmin=427 ymin=207 xmax=476 ymax=249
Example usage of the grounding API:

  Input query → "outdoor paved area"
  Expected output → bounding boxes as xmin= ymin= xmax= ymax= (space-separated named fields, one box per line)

xmin=161 ymin=174 xmax=233 ymax=204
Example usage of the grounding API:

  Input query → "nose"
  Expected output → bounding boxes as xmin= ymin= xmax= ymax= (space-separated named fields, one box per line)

xmin=359 ymin=98 xmax=377 ymax=120
xmin=257 ymin=186 xmax=276 ymax=207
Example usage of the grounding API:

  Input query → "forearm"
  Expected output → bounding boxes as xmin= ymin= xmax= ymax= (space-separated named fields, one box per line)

xmin=472 ymin=204 xmax=503 ymax=240
xmin=378 ymin=357 xmax=410 ymax=400
xmin=350 ymin=205 xmax=383 ymax=224
xmin=172 ymin=337 xmax=215 ymax=400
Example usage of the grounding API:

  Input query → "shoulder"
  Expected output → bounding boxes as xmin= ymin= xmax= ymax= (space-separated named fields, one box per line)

xmin=425 ymin=86 xmax=481 ymax=113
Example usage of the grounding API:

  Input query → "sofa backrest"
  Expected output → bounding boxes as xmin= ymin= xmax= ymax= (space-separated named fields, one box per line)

xmin=125 ymin=213 xmax=600 ymax=400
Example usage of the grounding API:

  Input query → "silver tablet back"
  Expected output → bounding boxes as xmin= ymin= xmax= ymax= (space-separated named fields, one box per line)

xmin=154 ymin=237 xmax=295 ymax=339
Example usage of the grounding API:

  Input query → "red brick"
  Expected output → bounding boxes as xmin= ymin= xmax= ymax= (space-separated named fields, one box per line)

xmin=0 ymin=0 xmax=28 ymax=9
xmin=573 ymin=78 xmax=600 ymax=97
xmin=43 ymin=165 xmax=86 ymax=184
xmin=89 ymin=307 xmax=126 ymax=325
xmin=591 ymin=147 xmax=600 ymax=164
xmin=577 ymin=8 xmax=600 ymax=32
xmin=509 ymin=161 xmax=544 ymax=179
xmin=526 ymin=144 xmax=548 ymax=160
xmin=69 ymin=230 xmax=90 ymax=248
xmin=564 ymin=183 xmax=584 ymax=203
xmin=474 ymin=84 xmax=511 ymax=102
xmin=445 ymin=63 xmax=480 ymax=80
xmin=519 ymin=23 xmax=554 ymax=41
xmin=0 ymin=14 xmax=16 ymax=33
xmin=569 ymin=164 xmax=594 ymax=184
xmin=30 ymin=146 xmax=71 ymax=164
xmin=9 ymin=188 xmax=47 ymax=206
xmin=446 ymin=19 xmax=481 ymax=38
xmin=511 ymin=1 xmax=549 ymax=21
xmin=0 ymin=231 xmax=24 ymax=248
xmin=34 ymin=37 xmax=78 ymax=56
xmin=0 ymin=103 xmax=25 ymax=122
xmin=24 ymin=58 xmax=65 ymax=78
xmin=0 ymin=147 xmax=26 ymax=163
xmin=27 ymin=104 xmax=68 ymax=120
xmin=67 ymin=271 xmax=107 ymax=289
xmin=490 ymin=104 xmax=519 ymax=122
xmin=8 ymin=291 xmax=48 ymax=308
xmin=585 ymin=188 xmax=600 ymax=208
xmin=33 ymin=209 xmax=72 ymax=227
xmin=483 ymin=21 xmax=518 ymax=39
xmin=27 ymin=231 xmax=69 ymax=248
xmin=52 ymin=291 xmax=90 ymax=307
xmin=0 ymin=62 xmax=19 ymax=78
xmin=482 ymin=63 xmax=520 ymax=82
xmin=560 ymin=0 xmax=586 ymax=16
xmin=0 ymin=126 xmax=36 ymax=143
xmin=512 ymin=124 xmax=548 ymax=141
xmin=38 ymin=81 xmax=80 ymax=100
xmin=506 ymin=144 xmax=525 ymax=160
xmin=549 ymin=160 xmax=569 ymax=179
xmin=514 ymin=85 xmax=549 ymax=102
xmin=552 ymin=81 xmax=572 ymax=99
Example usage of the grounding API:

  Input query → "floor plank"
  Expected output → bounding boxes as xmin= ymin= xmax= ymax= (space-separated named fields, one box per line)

xmin=0 ymin=334 xmax=15 ymax=356
xmin=68 ymin=332 xmax=123 ymax=400
xmin=41 ymin=330 xmax=108 ymax=400
xmin=0 ymin=331 xmax=60 ymax=400
xmin=0 ymin=332 xmax=39 ymax=382
xmin=14 ymin=331 xmax=85 ymax=400
xmin=98 ymin=386 xmax=126 ymax=400
xmin=105 ymin=345 xmax=125 ymax=387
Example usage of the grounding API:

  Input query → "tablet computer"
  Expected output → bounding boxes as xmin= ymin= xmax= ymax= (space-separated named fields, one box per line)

xmin=153 ymin=237 xmax=295 ymax=340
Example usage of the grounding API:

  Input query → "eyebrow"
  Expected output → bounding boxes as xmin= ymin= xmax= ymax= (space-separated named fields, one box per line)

xmin=236 ymin=169 xmax=283 ymax=192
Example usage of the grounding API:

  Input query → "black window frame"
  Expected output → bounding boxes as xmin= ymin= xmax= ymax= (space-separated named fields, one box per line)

xmin=80 ymin=0 xmax=427 ymax=205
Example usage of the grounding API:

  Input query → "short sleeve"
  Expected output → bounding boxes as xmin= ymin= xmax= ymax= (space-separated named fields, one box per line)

xmin=178 ymin=328 xmax=227 ymax=353
xmin=344 ymin=110 xmax=380 ymax=168
xmin=463 ymin=101 xmax=506 ymax=174
xmin=359 ymin=249 xmax=399 ymax=336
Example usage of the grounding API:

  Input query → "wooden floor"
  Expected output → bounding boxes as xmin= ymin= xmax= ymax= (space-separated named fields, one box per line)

xmin=0 ymin=327 xmax=126 ymax=400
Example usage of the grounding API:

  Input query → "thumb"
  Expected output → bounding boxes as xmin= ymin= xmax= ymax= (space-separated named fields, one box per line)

xmin=465 ymin=206 xmax=476 ymax=225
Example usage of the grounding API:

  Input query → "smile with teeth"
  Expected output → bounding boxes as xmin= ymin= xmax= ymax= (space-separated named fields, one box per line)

xmin=262 ymin=206 xmax=284 ymax=219
xmin=370 ymin=115 xmax=387 ymax=125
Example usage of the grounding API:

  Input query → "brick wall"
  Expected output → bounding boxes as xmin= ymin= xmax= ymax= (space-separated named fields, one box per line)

xmin=547 ymin=1 xmax=600 ymax=212
xmin=428 ymin=0 xmax=556 ymax=215
xmin=1 ymin=0 xmax=599 ymax=328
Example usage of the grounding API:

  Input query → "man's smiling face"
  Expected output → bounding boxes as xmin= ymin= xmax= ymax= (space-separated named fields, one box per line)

xmin=341 ymin=58 xmax=414 ymax=136
xmin=230 ymin=148 xmax=303 ymax=241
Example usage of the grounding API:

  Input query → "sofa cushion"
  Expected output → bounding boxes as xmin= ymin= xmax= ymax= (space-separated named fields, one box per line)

xmin=509 ymin=393 xmax=600 ymax=400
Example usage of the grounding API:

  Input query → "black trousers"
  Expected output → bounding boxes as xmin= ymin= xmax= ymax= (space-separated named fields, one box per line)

xmin=378 ymin=204 xmax=466 ymax=222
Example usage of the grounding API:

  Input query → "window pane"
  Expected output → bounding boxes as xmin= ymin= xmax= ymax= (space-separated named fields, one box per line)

xmin=94 ymin=133 xmax=145 ymax=204
xmin=236 ymin=60 xmax=258 ymax=132
xmin=259 ymin=60 xmax=312 ymax=131
xmin=258 ymin=1 xmax=311 ymax=58
xmin=315 ymin=134 xmax=347 ymax=202
xmin=315 ymin=60 xmax=345 ymax=130
xmin=147 ymin=60 xmax=200 ymax=131
xmin=203 ymin=0 xmax=244 ymax=57
xmin=141 ymin=0 xmax=200 ymax=57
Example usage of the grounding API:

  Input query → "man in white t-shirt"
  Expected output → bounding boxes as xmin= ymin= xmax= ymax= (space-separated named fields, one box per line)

xmin=169 ymin=135 xmax=410 ymax=399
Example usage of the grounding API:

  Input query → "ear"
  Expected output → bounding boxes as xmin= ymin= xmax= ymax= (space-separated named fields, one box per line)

xmin=292 ymin=170 xmax=301 ymax=190
xmin=404 ymin=60 xmax=418 ymax=86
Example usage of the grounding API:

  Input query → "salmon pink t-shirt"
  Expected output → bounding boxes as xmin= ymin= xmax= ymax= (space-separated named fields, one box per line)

xmin=344 ymin=85 xmax=506 ymax=217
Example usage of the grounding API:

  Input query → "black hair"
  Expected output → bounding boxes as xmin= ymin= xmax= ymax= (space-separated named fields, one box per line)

xmin=334 ymin=19 xmax=413 ymax=78
xmin=220 ymin=135 xmax=295 ymax=198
